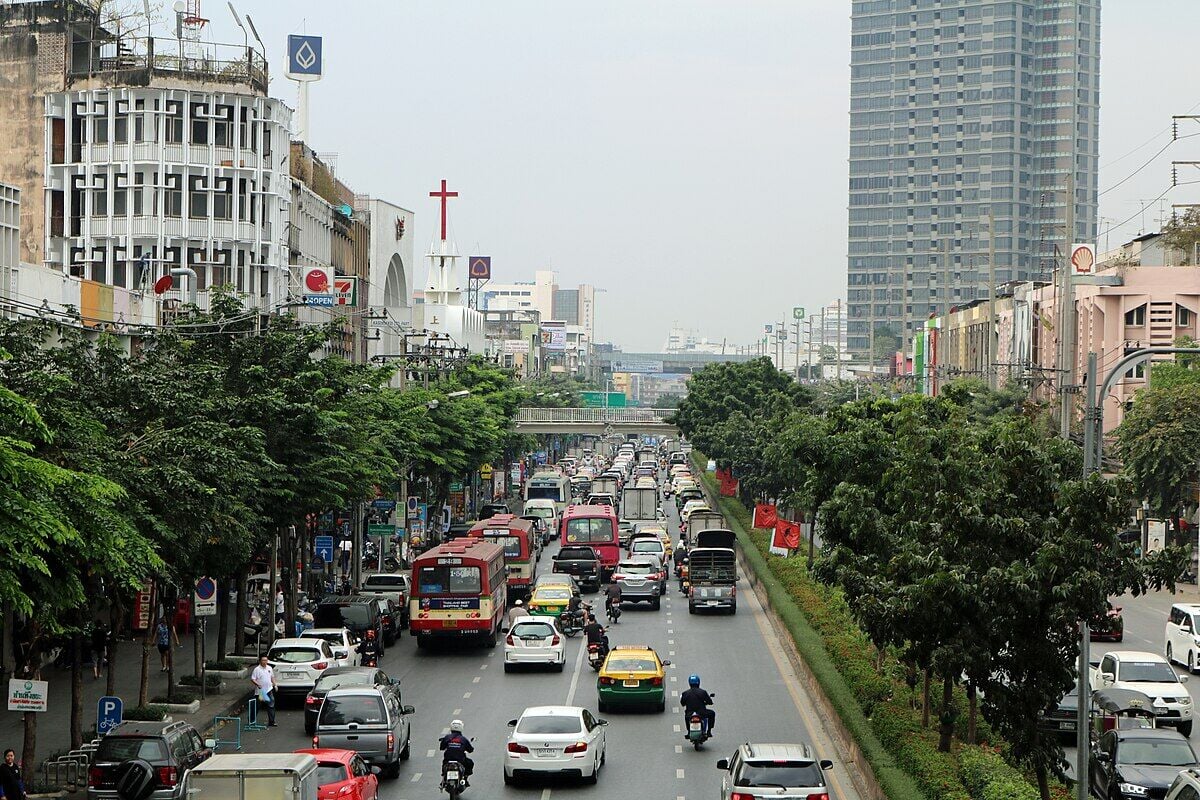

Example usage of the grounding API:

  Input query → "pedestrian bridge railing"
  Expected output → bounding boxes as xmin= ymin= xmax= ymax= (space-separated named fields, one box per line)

xmin=515 ymin=408 xmax=674 ymax=425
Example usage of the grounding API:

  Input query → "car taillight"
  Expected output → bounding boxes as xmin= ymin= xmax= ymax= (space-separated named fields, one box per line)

xmin=306 ymin=695 xmax=320 ymax=706
xmin=312 ymin=661 xmax=328 ymax=670
xmin=807 ymin=794 xmax=830 ymax=800
xmin=313 ymin=735 xmax=320 ymax=747
xmin=688 ymin=587 xmax=695 ymax=597
xmin=651 ymin=676 xmax=663 ymax=686
xmin=564 ymin=741 xmax=588 ymax=754
xmin=732 ymin=794 xmax=757 ymax=800
xmin=387 ymin=733 xmax=395 ymax=751
xmin=88 ymin=767 xmax=105 ymax=787
xmin=730 ymin=586 xmax=737 ymax=597
xmin=506 ymin=634 xmax=514 ymax=646
xmin=599 ymin=677 xmax=614 ymax=685
xmin=157 ymin=766 xmax=178 ymax=788
xmin=337 ymin=785 xmax=355 ymax=795
xmin=507 ymin=742 xmax=529 ymax=753
xmin=551 ymin=634 xmax=560 ymax=645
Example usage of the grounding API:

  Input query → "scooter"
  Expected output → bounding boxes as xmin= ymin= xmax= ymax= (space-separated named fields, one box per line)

xmin=606 ymin=600 xmax=621 ymax=624
xmin=559 ymin=608 xmax=586 ymax=638
xmin=440 ymin=759 xmax=467 ymax=798
xmin=587 ymin=640 xmax=607 ymax=671
xmin=684 ymin=693 xmax=716 ymax=750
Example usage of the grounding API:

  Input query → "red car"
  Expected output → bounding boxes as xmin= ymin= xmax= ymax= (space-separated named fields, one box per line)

xmin=294 ymin=749 xmax=379 ymax=800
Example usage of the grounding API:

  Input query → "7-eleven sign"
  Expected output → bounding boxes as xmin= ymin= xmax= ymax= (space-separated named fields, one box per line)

xmin=332 ymin=276 xmax=357 ymax=306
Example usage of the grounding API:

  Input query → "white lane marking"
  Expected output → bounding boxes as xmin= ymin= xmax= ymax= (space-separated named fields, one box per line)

xmin=425 ymin=749 xmax=435 ymax=758
xmin=668 ymin=639 xmax=675 ymax=645
xmin=410 ymin=773 xmax=422 ymax=782
xmin=668 ymin=629 xmax=674 ymax=634
xmin=674 ymin=745 xmax=683 ymax=753
xmin=480 ymin=663 xmax=488 ymax=670
xmin=669 ymin=651 xmax=676 ymax=656
xmin=671 ymin=690 xmax=679 ymax=697
xmin=463 ymin=691 xmax=472 ymax=699
xmin=452 ymin=708 xmax=461 ymax=715
xmin=540 ymin=789 xmax=552 ymax=800
xmin=673 ymin=724 xmax=681 ymax=732
xmin=565 ymin=627 xmax=588 ymax=706
xmin=676 ymin=768 xmax=685 ymax=779
xmin=488 ymin=651 xmax=495 ymax=658
xmin=670 ymin=675 xmax=677 ymax=682
xmin=472 ymin=676 xmax=481 ymax=684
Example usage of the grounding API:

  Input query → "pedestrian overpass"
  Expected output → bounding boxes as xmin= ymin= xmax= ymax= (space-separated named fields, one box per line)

xmin=514 ymin=408 xmax=677 ymax=436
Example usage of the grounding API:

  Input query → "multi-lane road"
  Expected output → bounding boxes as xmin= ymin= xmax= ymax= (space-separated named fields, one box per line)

xmin=233 ymin=500 xmax=862 ymax=800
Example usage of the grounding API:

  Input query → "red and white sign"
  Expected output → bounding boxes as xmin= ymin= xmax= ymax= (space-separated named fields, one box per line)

xmin=332 ymin=276 xmax=357 ymax=306
xmin=1070 ymin=243 xmax=1096 ymax=276
xmin=303 ymin=266 xmax=332 ymax=295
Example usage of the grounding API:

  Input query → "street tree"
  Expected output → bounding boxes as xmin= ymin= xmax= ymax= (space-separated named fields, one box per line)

xmin=1114 ymin=381 xmax=1200 ymax=520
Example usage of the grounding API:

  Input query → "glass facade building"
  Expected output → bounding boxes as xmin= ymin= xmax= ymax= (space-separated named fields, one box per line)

xmin=845 ymin=0 xmax=1100 ymax=358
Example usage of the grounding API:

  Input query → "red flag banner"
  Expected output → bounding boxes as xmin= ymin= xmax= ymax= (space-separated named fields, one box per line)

xmin=773 ymin=518 xmax=802 ymax=550
xmin=753 ymin=503 xmax=778 ymax=529
xmin=719 ymin=474 xmax=738 ymax=497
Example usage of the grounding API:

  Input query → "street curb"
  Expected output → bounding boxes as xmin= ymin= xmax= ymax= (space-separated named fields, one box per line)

xmin=694 ymin=469 xmax=891 ymax=800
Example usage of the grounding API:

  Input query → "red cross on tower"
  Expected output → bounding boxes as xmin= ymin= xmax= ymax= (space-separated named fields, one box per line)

xmin=429 ymin=179 xmax=458 ymax=242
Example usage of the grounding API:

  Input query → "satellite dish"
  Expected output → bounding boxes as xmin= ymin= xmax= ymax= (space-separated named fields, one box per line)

xmin=153 ymin=275 xmax=174 ymax=294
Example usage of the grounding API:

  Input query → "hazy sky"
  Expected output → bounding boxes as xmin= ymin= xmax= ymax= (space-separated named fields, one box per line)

xmin=194 ymin=1 xmax=1200 ymax=352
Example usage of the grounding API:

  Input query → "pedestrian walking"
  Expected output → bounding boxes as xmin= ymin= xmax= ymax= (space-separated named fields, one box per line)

xmin=274 ymin=587 xmax=285 ymax=623
xmin=90 ymin=622 xmax=109 ymax=680
xmin=0 ymin=749 xmax=26 ymax=800
xmin=250 ymin=655 xmax=277 ymax=727
xmin=155 ymin=617 xmax=178 ymax=672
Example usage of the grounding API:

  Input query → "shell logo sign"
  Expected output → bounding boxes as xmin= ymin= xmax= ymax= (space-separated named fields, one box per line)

xmin=1070 ymin=243 xmax=1096 ymax=276
xmin=302 ymin=267 xmax=334 ymax=306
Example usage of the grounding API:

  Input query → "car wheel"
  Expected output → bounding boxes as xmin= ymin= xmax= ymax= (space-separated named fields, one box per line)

xmin=503 ymin=770 xmax=516 ymax=786
xmin=384 ymin=761 xmax=401 ymax=780
xmin=651 ymin=597 xmax=661 ymax=610
xmin=583 ymin=757 xmax=599 ymax=785
xmin=504 ymin=663 xmax=514 ymax=674
xmin=1183 ymin=721 xmax=1195 ymax=737
xmin=688 ymin=603 xmax=696 ymax=614
xmin=729 ymin=603 xmax=737 ymax=615
xmin=1168 ymin=642 xmax=1175 ymax=664
xmin=555 ymin=660 xmax=565 ymax=673
xmin=656 ymin=699 xmax=666 ymax=713
xmin=304 ymin=721 xmax=315 ymax=736
xmin=598 ymin=700 xmax=608 ymax=713
xmin=484 ymin=631 xmax=498 ymax=648
xmin=1190 ymin=651 xmax=1195 ymax=675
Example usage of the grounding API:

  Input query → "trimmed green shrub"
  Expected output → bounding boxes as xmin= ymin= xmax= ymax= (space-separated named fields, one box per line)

xmin=205 ymin=659 xmax=242 ymax=671
xmin=123 ymin=704 xmax=168 ymax=721
xmin=151 ymin=691 xmax=197 ymax=705
xmin=959 ymin=748 xmax=1040 ymax=800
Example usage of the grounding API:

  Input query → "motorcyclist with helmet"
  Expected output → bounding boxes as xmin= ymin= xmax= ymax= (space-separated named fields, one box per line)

xmin=583 ymin=617 xmax=608 ymax=660
xmin=439 ymin=719 xmax=474 ymax=786
xmin=680 ymin=674 xmax=715 ymax=735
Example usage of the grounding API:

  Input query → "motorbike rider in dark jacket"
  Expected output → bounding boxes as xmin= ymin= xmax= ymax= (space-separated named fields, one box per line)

xmin=584 ymin=620 xmax=608 ymax=658
xmin=680 ymin=674 xmax=715 ymax=734
xmin=439 ymin=719 xmax=474 ymax=785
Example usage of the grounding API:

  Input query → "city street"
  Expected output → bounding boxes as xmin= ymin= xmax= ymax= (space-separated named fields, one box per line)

xmin=233 ymin=502 xmax=861 ymax=800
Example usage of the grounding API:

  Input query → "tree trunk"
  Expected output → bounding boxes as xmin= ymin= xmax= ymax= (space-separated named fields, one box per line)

xmin=234 ymin=567 xmax=248 ymax=656
xmin=19 ymin=626 xmax=41 ymax=775
xmin=921 ymin=667 xmax=931 ymax=727
xmin=165 ymin=587 xmax=178 ymax=702
xmin=282 ymin=525 xmax=298 ymax=641
xmin=70 ymin=633 xmax=83 ymax=749
xmin=1036 ymin=764 xmax=1051 ymax=800
xmin=967 ymin=682 xmax=978 ymax=744
xmin=107 ymin=603 xmax=118 ymax=697
xmin=21 ymin=710 xmax=36 ymax=777
xmin=216 ymin=578 xmax=229 ymax=661
xmin=937 ymin=674 xmax=955 ymax=752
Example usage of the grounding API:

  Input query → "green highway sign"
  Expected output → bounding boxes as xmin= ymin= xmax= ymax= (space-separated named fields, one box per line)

xmin=793 ymin=307 xmax=806 ymax=320
xmin=367 ymin=523 xmax=395 ymax=539
xmin=449 ymin=481 xmax=464 ymax=492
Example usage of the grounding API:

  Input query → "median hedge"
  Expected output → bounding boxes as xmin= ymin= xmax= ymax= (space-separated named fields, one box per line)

xmin=692 ymin=454 xmax=1042 ymax=800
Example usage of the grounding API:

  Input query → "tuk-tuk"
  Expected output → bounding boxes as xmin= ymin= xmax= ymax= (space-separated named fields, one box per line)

xmin=1091 ymin=688 xmax=1158 ymax=738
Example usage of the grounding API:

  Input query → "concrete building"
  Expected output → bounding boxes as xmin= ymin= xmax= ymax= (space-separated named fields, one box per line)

xmin=361 ymin=197 xmax=416 ymax=361
xmin=481 ymin=270 xmax=598 ymax=343
xmin=846 ymin=0 xmax=1101 ymax=359
xmin=0 ymin=182 xmax=17 ymax=316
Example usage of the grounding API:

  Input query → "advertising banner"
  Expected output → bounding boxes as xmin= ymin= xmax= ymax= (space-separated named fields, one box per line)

xmin=539 ymin=321 xmax=566 ymax=351
xmin=1070 ymin=243 xmax=1096 ymax=276
xmin=302 ymin=266 xmax=334 ymax=306
xmin=286 ymin=35 xmax=323 ymax=81
xmin=610 ymin=359 xmax=663 ymax=374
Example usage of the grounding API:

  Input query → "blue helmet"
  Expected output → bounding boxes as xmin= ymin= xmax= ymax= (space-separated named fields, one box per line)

xmin=688 ymin=674 xmax=700 ymax=687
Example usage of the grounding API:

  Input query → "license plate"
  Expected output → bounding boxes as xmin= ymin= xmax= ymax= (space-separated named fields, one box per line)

xmin=443 ymin=619 xmax=458 ymax=628
xmin=536 ymin=748 xmax=557 ymax=758
xmin=623 ymin=679 xmax=640 ymax=687
xmin=706 ymin=601 xmax=721 ymax=606
xmin=1059 ymin=722 xmax=1076 ymax=729
xmin=689 ymin=722 xmax=701 ymax=731
xmin=446 ymin=770 xmax=460 ymax=780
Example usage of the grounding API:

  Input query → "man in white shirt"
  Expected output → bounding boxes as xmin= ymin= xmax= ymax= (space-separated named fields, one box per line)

xmin=249 ymin=655 xmax=277 ymax=727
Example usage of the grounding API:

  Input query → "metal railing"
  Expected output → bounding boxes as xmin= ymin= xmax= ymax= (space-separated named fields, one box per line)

xmin=70 ymin=37 xmax=269 ymax=94
xmin=516 ymin=408 xmax=674 ymax=424
xmin=41 ymin=740 xmax=101 ymax=791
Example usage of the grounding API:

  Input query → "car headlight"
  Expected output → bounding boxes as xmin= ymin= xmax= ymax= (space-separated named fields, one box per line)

xmin=1181 ymin=696 xmax=1194 ymax=705
xmin=1118 ymin=783 xmax=1150 ymax=797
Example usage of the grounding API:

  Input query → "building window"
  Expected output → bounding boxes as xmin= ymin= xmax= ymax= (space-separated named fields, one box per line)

xmin=92 ymin=174 xmax=108 ymax=215
xmin=112 ymin=246 xmax=127 ymax=288
xmin=113 ymin=172 xmax=128 ymax=215
xmin=114 ymin=100 xmax=129 ymax=143
xmin=93 ymin=102 xmax=109 ymax=144
xmin=190 ymin=103 xmax=209 ymax=144
xmin=164 ymin=174 xmax=183 ymax=217
xmin=212 ymin=178 xmax=232 ymax=220
xmin=91 ymin=247 xmax=107 ymax=283
xmin=164 ymin=101 xmax=184 ymax=143
xmin=1124 ymin=304 xmax=1146 ymax=326
xmin=1178 ymin=305 xmax=1193 ymax=327
xmin=188 ymin=175 xmax=208 ymax=218
xmin=213 ymin=105 xmax=233 ymax=147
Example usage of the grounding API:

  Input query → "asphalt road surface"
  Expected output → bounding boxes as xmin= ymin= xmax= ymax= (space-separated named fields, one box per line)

xmin=231 ymin=496 xmax=862 ymax=800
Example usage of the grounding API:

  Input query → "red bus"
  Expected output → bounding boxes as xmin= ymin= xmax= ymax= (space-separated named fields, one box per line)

xmin=560 ymin=504 xmax=620 ymax=577
xmin=467 ymin=515 xmax=538 ymax=597
xmin=408 ymin=538 xmax=506 ymax=648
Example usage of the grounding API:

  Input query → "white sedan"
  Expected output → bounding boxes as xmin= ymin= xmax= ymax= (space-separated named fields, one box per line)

xmin=504 ymin=705 xmax=608 ymax=785
xmin=503 ymin=617 xmax=566 ymax=672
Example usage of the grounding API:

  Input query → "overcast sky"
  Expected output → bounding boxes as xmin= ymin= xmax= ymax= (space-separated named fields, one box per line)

xmin=197 ymin=1 xmax=1200 ymax=352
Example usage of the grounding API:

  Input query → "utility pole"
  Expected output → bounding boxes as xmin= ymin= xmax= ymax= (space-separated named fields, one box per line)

xmin=1060 ymin=165 xmax=1077 ymax=438
xmin=834 ymin=301 xmax=843 ymax=380
xmin=818 ymin=311 xmax=826 ymax=381
xmin=805 ymin=317 xmax=815 ymax=381
xmin=987 ymin=208 xmax=998 ymax=389
xmin=792 ymin=319 xmax=801 ymax=380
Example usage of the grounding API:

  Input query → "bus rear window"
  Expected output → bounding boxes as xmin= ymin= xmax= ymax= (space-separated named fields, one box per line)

xmin=484 ymin=534 xmax=523 ymax=558
xmin=416 ymin=565 xmax=482 ymax=595
xmin=527 ymin=485 xmax=562 ymax=501
xmin=564 ymin=517 xmax=615 ymax=544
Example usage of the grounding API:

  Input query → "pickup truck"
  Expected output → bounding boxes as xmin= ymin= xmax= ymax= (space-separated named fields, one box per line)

xmin=358 ymin=574 xmax=410 ymax=628
xmin=687 ymin=530 xmax=738 ymax=615
xmin=553 ymin=545 xmax=602 ymax=592
xmin=1088 ymin=650 xmax=1193 ymax=735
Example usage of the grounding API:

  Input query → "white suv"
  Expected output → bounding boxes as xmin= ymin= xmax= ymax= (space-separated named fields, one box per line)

xmin=1091 ymin=650 xmax=1193 ymax=736
xmin=1166 ymin=603 xmax=1200 ymax=673
xmin=266 ymin=638 xmax=340 ymax=696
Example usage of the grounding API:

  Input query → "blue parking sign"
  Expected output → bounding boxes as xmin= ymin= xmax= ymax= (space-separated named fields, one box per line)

xmin=97 ymin=696 xmax=123 ymax=735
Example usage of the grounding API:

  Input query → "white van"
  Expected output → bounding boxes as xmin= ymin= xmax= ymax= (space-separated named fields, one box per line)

xmin=1166 ymin=602 xmax=1200 ymax=672
xmin=523 ymin=499 xmax=559 ymax=543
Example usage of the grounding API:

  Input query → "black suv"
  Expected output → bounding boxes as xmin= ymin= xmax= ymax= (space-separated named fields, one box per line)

xmin=87 ymin=720 xmax=211 ymax=800
xmin=314 ymin=595 xmax=386 ymax=648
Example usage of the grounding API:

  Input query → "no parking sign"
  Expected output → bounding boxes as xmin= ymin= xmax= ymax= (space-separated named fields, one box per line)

xmin=194 ymin=576 xmax=217 ymax=617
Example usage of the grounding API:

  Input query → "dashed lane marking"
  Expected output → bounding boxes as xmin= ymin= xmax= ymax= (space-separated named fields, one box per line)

xmin=673 ymin=724 xmax=681 ymax=733
xmin=410 ymin=773 xmax=421 ymax=783
xmin=472 ymin=676 xmax=481 ymax=683
xmin=670 ymin=675 xmax=677 ymax=682
xmin=676 ymin=768 xmax=685 ymax=779
xmin=674 ymin=745 xmax=683 ymax=753
xmin=452 ymin=708 xmax=461 ymax=715
xmin=463 ymin=691 xmax=472 ymax=699
xmin=425 ymin=749 xmax=435 ymax=758
xmin=565 ymin=624 xmax=588 ymax=706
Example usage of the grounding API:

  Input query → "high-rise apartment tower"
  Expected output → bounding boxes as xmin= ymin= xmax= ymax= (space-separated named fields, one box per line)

xmin=845 ymin=0 xmax=1100 ymax=359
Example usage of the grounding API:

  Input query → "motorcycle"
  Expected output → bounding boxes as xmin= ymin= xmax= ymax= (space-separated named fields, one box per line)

xmin=587 ymin=641 xmax=607 ymax=671
xmin=684 ymin=693 xmax=716 ymax=750
xmin=440 ymin=759 xmax=467 ymax=798
xmin=678 ymin=563 xmax=689 ymax=594
xmin=606 ymin=600 xmax=621 ymax=624
xmin=559 ymin=607 xmax=587 ymax=638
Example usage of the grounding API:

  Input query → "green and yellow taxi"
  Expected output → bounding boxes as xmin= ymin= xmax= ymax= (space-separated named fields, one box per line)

xmin=527 ymin=583 xmax=573 ymax=618
xmin=597 ymin=645 xmax=671 ymax=712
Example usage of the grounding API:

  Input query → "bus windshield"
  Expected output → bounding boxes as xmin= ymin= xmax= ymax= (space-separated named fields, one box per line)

xmin=564 ymin=517 xmax=614 ymax=544
xmin=416 ymin=565 xmax=482 ymax=595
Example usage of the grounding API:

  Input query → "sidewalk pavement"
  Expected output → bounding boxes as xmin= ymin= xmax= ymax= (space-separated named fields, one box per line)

xmin=1 ymin=625 xmax=251 ymax=770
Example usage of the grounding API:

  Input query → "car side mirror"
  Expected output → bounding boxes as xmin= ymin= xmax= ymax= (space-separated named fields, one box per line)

xmin=716 ymin=759 xmax=729 ymax=770
xmin=507 ymin=719 xmax=518 ymax=727
xmin=391 ymin=678 xmax=401 ymax=686
xmin=1095 ymin=751 xmax=1111 ymax=763
xmin=1183 ymin=675 xmax=1190 ymax=683
xmin=204 ymin=738 xmax=216 ymax=749
xmin=1100 ymin=672 xmax=1115 ymax=685
xmin=820 ymin=759 xmax=834 ymax=769
xmin=335 ymin=649 xmax=349 ymax=658
xmin=370 ymin=766 xmax=381 ymax=775
xmin=401 ymin=705 xmax=415 ymax=715
xmin=597 ymin=719 xmax=608 ymax=726
xmin=662 ymin=660 xmax=671 ymax=666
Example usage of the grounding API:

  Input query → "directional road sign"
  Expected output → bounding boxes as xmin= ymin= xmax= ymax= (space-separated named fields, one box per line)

xmin=314 ymin=535 xmax=334 ymax=565
xmin=793 ymin=307 xmax=806 ymax=320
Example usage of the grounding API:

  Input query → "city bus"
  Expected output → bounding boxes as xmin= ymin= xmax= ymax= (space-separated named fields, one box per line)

xmin=524 ymin=470 xmax=570 ymax=515
xmin=560 ymin=503 xmax=621 ymax=577
xmin=408 ymin=538 xmax=506 ymax=648
xmin=467 ymin=514 xmax=538 ymax=598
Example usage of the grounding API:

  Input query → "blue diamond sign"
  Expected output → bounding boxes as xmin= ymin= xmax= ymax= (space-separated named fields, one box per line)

xmin=286 ymin=35 xmax=323 ymax=81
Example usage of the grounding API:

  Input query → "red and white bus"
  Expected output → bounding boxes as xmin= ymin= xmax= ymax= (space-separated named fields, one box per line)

xmin=467 ymin=514 xmax=538 ymax=598
xmin=560 ymin=504 xmax=620 ymax=577
xmin=409 ymin=538 xmax=506 ymax=648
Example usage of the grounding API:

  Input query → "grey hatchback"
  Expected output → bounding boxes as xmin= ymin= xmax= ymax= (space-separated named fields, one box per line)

xmin=717 ymin=742 xmax=833 ymax=800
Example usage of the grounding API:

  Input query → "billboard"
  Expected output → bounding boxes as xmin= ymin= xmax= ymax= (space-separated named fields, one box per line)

xmin=468 ymin=256 xmax=491 ymax=280
xmin=302 ymin=266 xmax=334 ymax=306
xmin=286 ymin=35 xmax=323 ymax=81
xmin=1070 ymin=243 xmax=1096 ymax=276
xmin=502 ymin=339 xmax=529 ymax=355
xmin=332 ymin=276 xmax=357 ymax=306
xmin=540 ymin=321 xmax=566 ymax=351
xmin=610 ymin=359 xmax=663 ymax=374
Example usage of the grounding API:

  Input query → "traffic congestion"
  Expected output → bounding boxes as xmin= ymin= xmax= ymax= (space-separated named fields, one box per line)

xmin=154 ymin=437 xmax=857 ymax=800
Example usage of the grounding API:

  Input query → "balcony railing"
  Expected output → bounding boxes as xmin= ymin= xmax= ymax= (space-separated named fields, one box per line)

xmin=69 ymin=37 xmax=268 ymax=95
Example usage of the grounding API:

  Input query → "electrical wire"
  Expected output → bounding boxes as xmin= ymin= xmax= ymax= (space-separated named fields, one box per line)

xmin=1099 ymin=132 xmax=1200 ymax=198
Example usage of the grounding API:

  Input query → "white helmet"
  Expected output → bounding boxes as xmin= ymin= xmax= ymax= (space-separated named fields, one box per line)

xmin=514 ymin=599 xmax=524 ymax=606
xmin=450 ymin=719 xmax=464 ymax=733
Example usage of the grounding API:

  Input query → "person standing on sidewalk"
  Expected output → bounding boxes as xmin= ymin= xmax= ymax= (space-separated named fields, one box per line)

xmin=250 ymin=655 xmax=277 ymax=727
xmin=155 ymin=617 xmax=178 ymax=672
xmin=0 ymin=749 xmax=26 ymax=800
xmin=90 ymin=622 xmax=109 ymax=680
